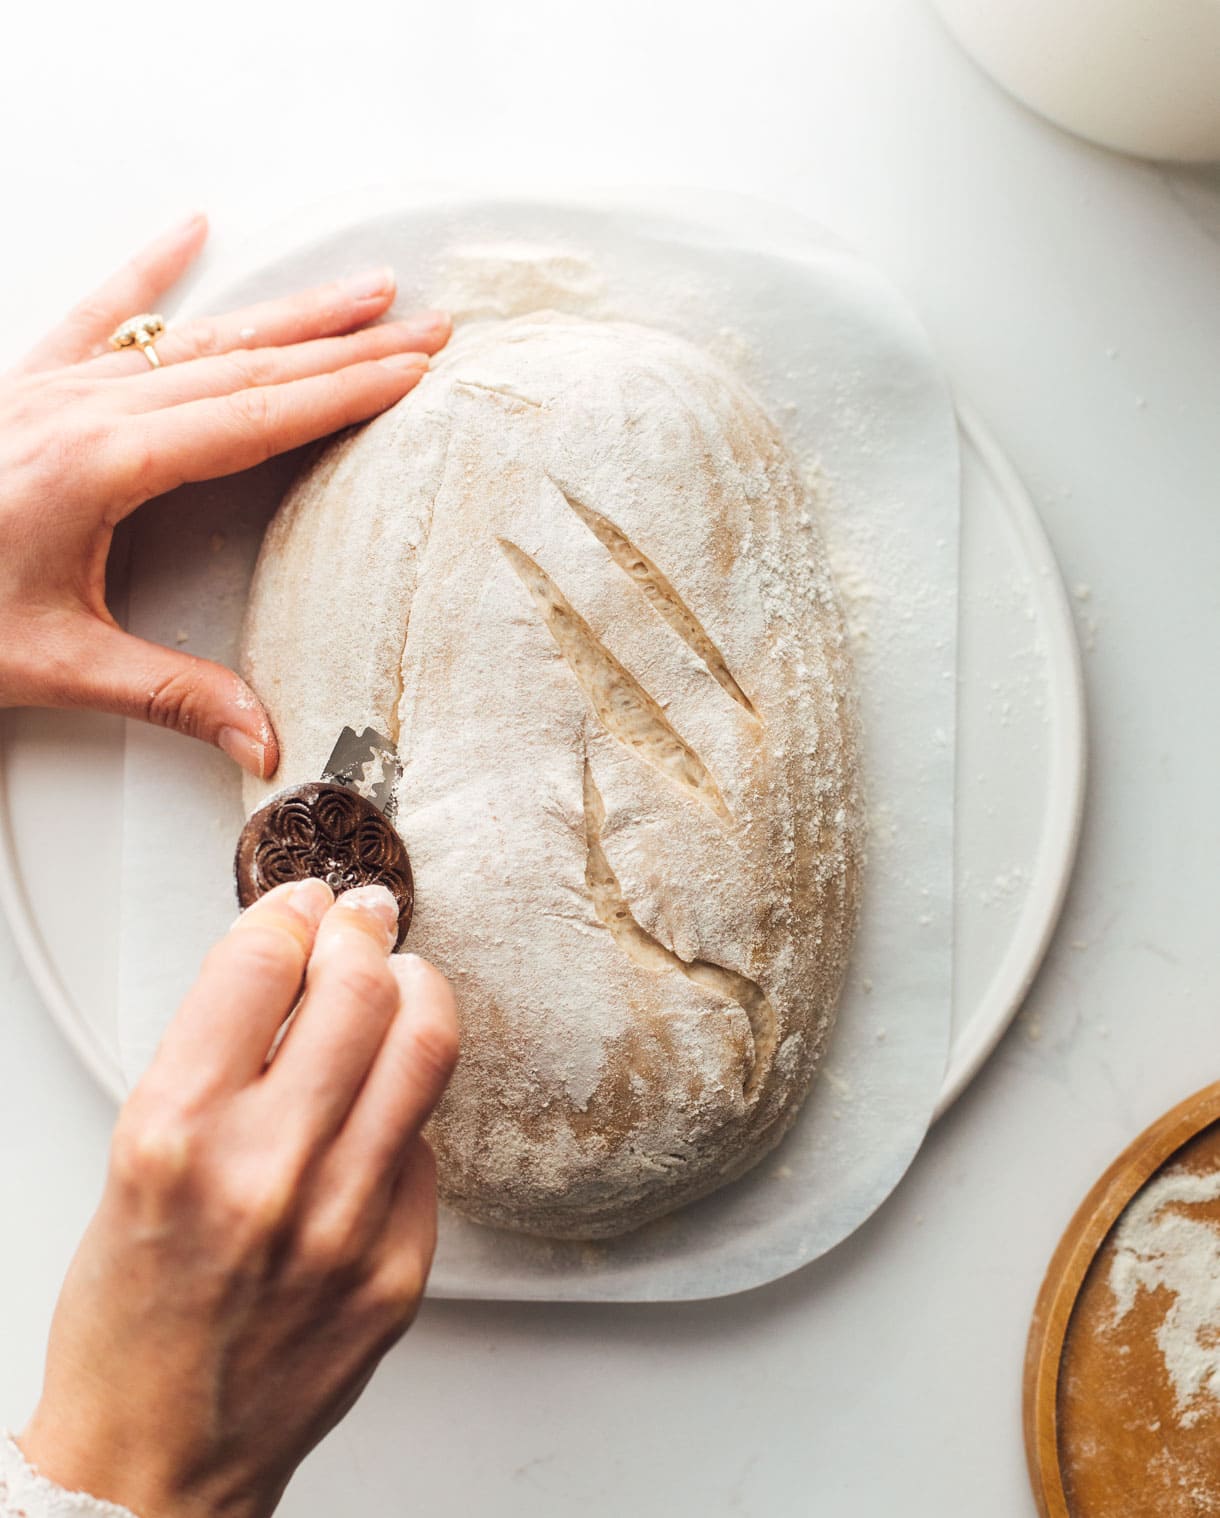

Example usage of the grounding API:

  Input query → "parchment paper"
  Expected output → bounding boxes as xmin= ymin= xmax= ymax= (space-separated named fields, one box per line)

xmin=117 ymin=191 xmax=959 ymax=1300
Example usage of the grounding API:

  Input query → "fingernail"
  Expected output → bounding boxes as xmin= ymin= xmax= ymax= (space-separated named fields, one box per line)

xmin=389 ymin=952 xmax=427 ymax=985
xmin=338 ymin=884 xmax=400 ymax=944
xmin=218 ymin=726 xmax=269 ymax=777
xmin=286 ymin=877 xmax=335 ymax=925
xmin=406 ymin=309 xmax=451 ymax=336
xmin=381 ymin=351 xmax=429 ymax=375
xmin=235 ymin=876 xmax=332 ymax=929
xmin=342 ymin=266 xmax=395 ymax=301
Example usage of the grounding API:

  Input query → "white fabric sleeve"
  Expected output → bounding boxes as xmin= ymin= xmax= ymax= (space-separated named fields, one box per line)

xmin=0 ymin=1434 xmax=140 ymax=1518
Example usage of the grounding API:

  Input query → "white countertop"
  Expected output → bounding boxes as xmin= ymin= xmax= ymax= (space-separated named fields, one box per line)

xmin=2 ymin=2 xmax=1218 ymax=1513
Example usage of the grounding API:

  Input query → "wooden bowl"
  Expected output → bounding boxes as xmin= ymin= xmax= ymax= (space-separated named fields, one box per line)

xmin=1025 ymin=1082 xmax=1220 ymax=1516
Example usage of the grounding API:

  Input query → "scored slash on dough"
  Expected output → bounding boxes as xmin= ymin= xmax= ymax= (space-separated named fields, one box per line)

xmin=497 ymin=535 xmax=731 ymax=822
xmin=582 ymin=760 xmax=775 ymax=1100
xmin=555 ymin=482 xmax=758 ymax=720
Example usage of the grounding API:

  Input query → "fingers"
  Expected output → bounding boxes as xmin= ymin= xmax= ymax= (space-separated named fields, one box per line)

xmin=87 ymin=265 xmax=405 ymax=377
xmin=330 ymin=956 xmax=459 ymax=1199
xmin=296 ymin=1138 xmax=439 ymax=1349
xmin=145 ymin=878 xmax=334 ymax=1103
xmin=286 ymin=958 xmax=455 ymax=1280
xmin=113 ymin=315 xmax=449 ymax=412
xmin=53 ymin=621 xmax=278 ymax=778
xmin=262 ymin=886 xmax=404 ymax=1149
xmin=383 ymin=1138 xmax=440 ymax=1265
xmin=17 ymin=212 xmax=208 ymax=374
xmin=366 ymin=1139 xmax=441 ymax=1330
xmin=111 ymin=354 xmax=430 ymax=509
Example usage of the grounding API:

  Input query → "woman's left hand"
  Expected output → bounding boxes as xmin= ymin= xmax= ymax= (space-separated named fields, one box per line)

xmin=0 ymin=212 xmax=450 ymax=777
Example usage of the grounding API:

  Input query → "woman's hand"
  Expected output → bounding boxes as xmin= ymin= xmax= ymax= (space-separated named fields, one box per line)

xmin=19 ymin=878 xmax=459 ymax=1518
xmin=0 ymin=212 xmax=450 ymax=778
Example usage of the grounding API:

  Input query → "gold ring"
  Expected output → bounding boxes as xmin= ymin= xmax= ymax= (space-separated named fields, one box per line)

xmin=109 ymin=313 xmax=166 ymax=368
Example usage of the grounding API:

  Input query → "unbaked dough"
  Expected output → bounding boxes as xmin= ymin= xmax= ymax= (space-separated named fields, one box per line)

xmin=241 ymin=312 xmax=861 ymax=1238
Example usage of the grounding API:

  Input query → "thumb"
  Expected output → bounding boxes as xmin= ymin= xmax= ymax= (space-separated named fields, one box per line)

xmin=71 ymin=623 xmax=279 ymax=779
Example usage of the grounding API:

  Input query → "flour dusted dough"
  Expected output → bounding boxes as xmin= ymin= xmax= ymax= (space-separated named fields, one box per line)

xmin=241 ymin=313 xmax=861 ymax=1238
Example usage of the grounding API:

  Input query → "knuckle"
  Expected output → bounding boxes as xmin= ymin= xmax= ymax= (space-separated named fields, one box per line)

xmin=220 ymin=350 xmax=273 ymax=391
xmin=232 ymin=384 xmax=274 ymax=431
xmin=222 ymin=920 xmax=306 ymax=980
xmin=180 ymin=317 xmax=220 ymax=358
xmin=111 ymin=1105 xmax=196 ymax=1194
xmin=303 ymin=1212 xmax=366 ymax=1278
xmin=144 ymin=667 xmax=205 ymax=736
xmin=366 ymin=1251 xmax=428 ymax=1326
xmin=68 ymin=295 xmax=115 ymax=340
xmin=219 ymin=1169 xmax=297 ymax=1239
xmin=226 ymin=388 xmax=279 ymax=463
xmin=407 ymin=1010 xmax=460 ymax=1087
xmin=335 ymin=962 xmax=398 ymax=1018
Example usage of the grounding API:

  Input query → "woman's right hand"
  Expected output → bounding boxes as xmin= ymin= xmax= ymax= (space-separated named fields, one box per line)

xmin=17 ymin=878 xmax=459 ymax=1518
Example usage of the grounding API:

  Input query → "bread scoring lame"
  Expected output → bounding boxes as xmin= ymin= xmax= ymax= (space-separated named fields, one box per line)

xmin=241 ymin=312 xmax=862 ymax=1239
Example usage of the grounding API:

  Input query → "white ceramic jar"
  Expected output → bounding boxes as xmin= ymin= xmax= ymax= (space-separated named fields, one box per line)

xmin=931 ymin=0 xmax=1220 ymax=162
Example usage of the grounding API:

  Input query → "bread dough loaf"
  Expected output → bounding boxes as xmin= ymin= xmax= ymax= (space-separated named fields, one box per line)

xmin=241 ymin=313 xmax=862 ymax=1238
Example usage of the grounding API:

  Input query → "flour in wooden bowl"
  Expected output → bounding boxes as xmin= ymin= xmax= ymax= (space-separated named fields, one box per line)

xmin=1109 ymin=1163 xmax=1220 ymax=1428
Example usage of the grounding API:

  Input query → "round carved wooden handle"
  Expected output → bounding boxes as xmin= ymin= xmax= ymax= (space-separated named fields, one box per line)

xmin=235 ymin=782 xmax=414 ymax=947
